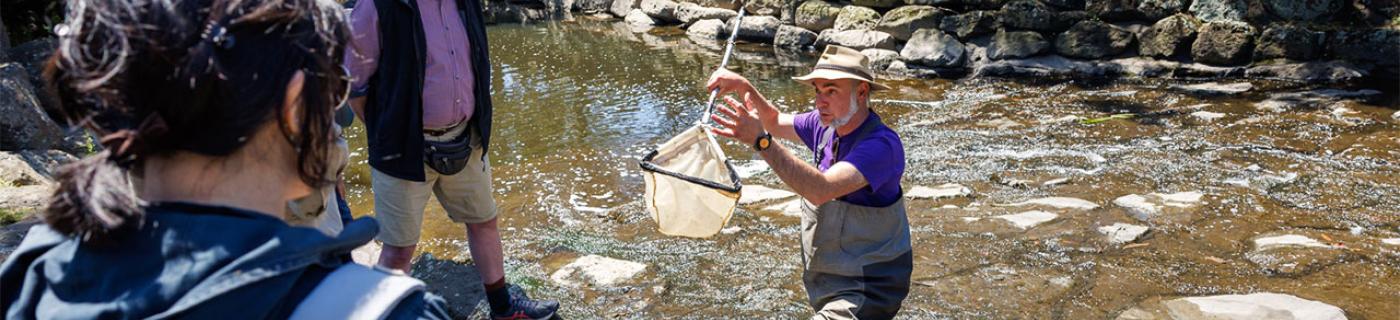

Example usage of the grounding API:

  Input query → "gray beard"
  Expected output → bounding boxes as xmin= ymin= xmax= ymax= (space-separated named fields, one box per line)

xmin=827 ymin=94 xmax=860 ymax=129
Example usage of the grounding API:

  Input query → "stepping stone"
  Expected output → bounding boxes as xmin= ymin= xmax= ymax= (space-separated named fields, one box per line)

xmin=997 ymin=197 xmax=1100 ymax=210
xmin=906 ymin=183 xmax=972 ymax=200
xmin=1098 ymin=223 xmax=1150 ymax=244
xmin=994 ymin=211 xmax=1058 ymax=230
xmin=551 ymin=255 xmax=648 ymax=287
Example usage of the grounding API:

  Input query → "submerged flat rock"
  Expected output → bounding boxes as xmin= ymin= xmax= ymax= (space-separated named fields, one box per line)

xmin=1165 ymin=293 xmax=1347 ymax=320
xmin=998 ymin=197 xmax=1100 ymax=210
xmin=739 ymin=185 xmax=797 ymax=205
xmin=994 ymin=211 xmax=1058 ymax=229
xmin=906 ymin=183 xmax=973 ymax=200
xmin=1098 ymin=223 xmax=1150 ymax=244
xmin=551 ymin=255 xmax=648 ymax=287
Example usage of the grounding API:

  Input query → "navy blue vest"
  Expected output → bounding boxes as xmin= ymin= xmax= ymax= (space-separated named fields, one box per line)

xmin=365 ymin=0 xmax=493 ymax=182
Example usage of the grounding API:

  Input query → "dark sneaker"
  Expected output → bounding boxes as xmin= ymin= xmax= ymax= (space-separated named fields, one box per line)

xmin=490 ymin=285 xmax=559 ymax=320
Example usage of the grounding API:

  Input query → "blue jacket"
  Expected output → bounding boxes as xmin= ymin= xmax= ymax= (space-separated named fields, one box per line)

xmin=0 ymin=202 xmax=448 ymax=319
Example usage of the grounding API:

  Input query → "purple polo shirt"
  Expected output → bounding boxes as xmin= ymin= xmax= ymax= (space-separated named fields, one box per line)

xmin=793 ymin=110 xmax=905 ymax=207
xmin=346 ymin=0 xmax=475 ymax=129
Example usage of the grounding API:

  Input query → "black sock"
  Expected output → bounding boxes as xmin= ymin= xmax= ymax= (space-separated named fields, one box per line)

xmin=485 ymin=279 xmax=511 ymax=314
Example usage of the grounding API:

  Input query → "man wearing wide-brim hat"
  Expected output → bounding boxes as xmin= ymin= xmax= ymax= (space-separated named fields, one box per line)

xmin=708 ymin=45 xmax=913 ymax=319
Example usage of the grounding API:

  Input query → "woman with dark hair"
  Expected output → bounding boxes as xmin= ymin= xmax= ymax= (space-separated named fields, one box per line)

xmin=0 ymin=0 xmax=450 ymax=318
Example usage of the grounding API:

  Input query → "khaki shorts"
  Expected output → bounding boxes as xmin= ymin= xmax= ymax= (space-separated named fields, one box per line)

xmin=371 ymin=124 xmax=498 ymax=247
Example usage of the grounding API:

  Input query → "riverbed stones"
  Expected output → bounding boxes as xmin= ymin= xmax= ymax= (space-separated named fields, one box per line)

xmin=1139 ymin=293 xmax=1349 ymax=320
xmin=995 ymin=210 xmax=1058 ymax=229
xmin=551 ymin=255 xmax=648 ymax=287
xmin=1139 ymin=13 xmax=1200 ymax=58
xmin=816 ymin=29 xmax=898 ymax=50
xmin=626 ymin=9 xmax=658 ymax=30
xmin=1253 ymin=25 xmax=1322 ymax=61
xmin=763 ymin=199 xmax=805 ymax=217
xmin=739 ymin=185 xmax=797 ymax=205
xmin=795 ymin=0 xmax=843 ymax=31
xmin=906 ymin=183 xmax=973 ymax=199
xmin=833 ymin=6 xmax=881 ymax=31
xmin=1098 ymin=223 xmax=1149 ymax=244
xmin=687 ymin=19 xmax=725 ymax=39
xmin=575 ymin=0 xmax=613 ymax=14
xmin=1191 ymin=21 xmax=1256 ymax=66
xmin=727 ymin=15 xmax=782 ymax=42
xmin=861 ymin=48 xmax=902 ymax=72
xmin=775 ymin=25 xmax=819 ymax=50
xmin=989 ymin=30 xmax=1048 ymax=59
xmin=1383 ymin=238 xmax=1400 ymax=246
xmin=1190 ymin=110 xmax=1226 ymax=121
xmin=875 ymin=6 xmax=950 ymax=41
xmin=674 ymin=3 xmax=736 ymax=24
xmin=901 ymin=29 xmax=966 ymax=67
xmin=0 ymin=185 xmax=52 ymax=213
xmin=0 ymin=63 xmax=63 ymax=152
xmin=1189 ymin=0 xmax=1247 ymax=22
xmin=1054 ymin=20 xmax=1135 ymax=59
xmin=939 ymin=11 xmax=1000 ymax=40
xmin=640 ymin=0 xmax=680 ymax=22
xmin=0 ymin=150 xmax=74 ymax=187
xmin=1171 ymin=82 xmax=1253 ymax=95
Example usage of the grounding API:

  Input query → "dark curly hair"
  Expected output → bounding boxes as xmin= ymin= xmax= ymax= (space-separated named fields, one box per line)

xmin=41 ymin=0 xmax=350 ymax=243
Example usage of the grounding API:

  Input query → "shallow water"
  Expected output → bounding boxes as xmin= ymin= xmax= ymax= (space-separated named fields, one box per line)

xmin=343 ymin=19 xmax=1400 ymax=319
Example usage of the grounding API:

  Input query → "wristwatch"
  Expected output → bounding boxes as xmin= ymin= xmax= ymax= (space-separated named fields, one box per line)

xmin=753 ymin=132 xmax=773 ymax=151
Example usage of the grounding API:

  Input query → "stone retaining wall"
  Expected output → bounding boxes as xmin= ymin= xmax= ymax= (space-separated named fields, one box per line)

xmin=504 ymin=0 xmax=1399 ymax=84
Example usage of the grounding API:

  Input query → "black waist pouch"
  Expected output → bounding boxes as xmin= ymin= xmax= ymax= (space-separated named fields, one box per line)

xmin=424 ymin=131 xmax=472 ymax=175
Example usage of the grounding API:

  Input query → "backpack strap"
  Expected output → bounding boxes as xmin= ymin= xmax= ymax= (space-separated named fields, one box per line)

xmin=289 ymin=264 xmax=426 ymax=320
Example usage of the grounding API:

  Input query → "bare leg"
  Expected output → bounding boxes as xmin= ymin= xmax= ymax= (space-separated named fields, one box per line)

xmin=465 ymin=217 xmax=506 ymax=285
xmin=378 ymin=244 xmax=418 ymax=274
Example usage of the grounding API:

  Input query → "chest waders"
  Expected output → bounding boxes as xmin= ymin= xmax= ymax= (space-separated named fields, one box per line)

xmin=800 ymin=122 xmax=913 ymax=320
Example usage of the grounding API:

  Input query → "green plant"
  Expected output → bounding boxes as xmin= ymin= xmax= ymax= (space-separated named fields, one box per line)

xmin=0 ymin=208 xmax=30 ymax=225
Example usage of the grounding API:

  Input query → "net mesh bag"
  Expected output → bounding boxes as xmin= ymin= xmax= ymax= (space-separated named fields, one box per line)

xmin=639 ymin=125 xmax=742 ymax=238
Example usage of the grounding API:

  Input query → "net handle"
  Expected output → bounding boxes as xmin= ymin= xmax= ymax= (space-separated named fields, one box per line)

xmin=695 ymin=5 xmax=747 ymax=125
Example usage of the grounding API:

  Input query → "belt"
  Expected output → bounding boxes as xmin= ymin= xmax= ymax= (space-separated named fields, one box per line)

xmin=423 ymin=121 xmax=465 ymax=136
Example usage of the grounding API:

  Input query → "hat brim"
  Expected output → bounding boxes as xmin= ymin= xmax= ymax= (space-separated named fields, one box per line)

xmin=791 ymin=69 xmax=891 ymax=91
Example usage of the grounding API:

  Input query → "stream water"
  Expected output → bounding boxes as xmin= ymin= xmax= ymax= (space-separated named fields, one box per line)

xmin=341 ymin=19 xmax=1400 ymax=319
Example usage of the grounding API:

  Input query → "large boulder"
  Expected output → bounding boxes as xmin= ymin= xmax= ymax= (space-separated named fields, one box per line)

xmin=1253 ymin=25 xmax=1323 ymax=61
xmin=906 ymin=0 xmax=959 ymax=4
xmin=687 ymin=19 xmax=726 ymax=40
xmin=861 ymin=48 xmax=902 ymax=73
xmin=0 ymin=14 xmax=9 ymax=62
xmin=1001 ymin=0 xmax=1077 ymax=32
xmin=1137 ymin=0 xmax=1189 ymax=20
xmin=743 ymin=0 xmax=786 ymax=16
xmin=816 ymin=29 xmax=899 ymax=50
xmin=990 ymin=29 xmax=1049 ymax=59
xmin=727 ymin=15 xmax=783 ymax=42
xmin=939 ymin=10 xmax=1001 ymax=40
xmin=876 ymin=5 xmax=953 ymax=41
xmin=1054 ymin=20 xmax=1135 ymax=59
xmin=1139 ymin=13 xmax=1200 ymax=58
xmin=611 ymin=0 xmax=640 ymax=17
xmin=1263 ymin=0 xmax=1342 ymax=21
xmin=574 ymin=0 xmax=613 ymax=13
xmin=774 ymin=25 xmax=820 ymax=50
xmin=1191 ymin=21 xmax=1256 ymax=66
xmin=674 ymin=3 xmax=737 ymax=24
xmin=640 ymin=0 xmax=680 ymax=22
xmin=795 ymin=0 xmax=844 ymax=31
xmin=901 ymin=29 xmax=967 ymax=67
xmin=833 ymin=6 xmax=881 ymax=31
xmin=1189 ymin=0 xmax=1247 ymax=22
xmin=626 ymin=9 xmax=658 ymax=31
xmin=1085 ymin=0 xmax=1135 ymax=20
xmin=0 ymin=64 xmax=62 ymax=151
xmin=1329 ymin=28 xmax=1400 ymax=68
xmin=1043 ymin=0 xmax=1085 ymax=10
xmin=853 ymin=0 xmax=902 ymax=9
xmin=10 ymin=39 xmax=60 ymax=122
xmin=0 ymin=150 xmax=76 ymax=187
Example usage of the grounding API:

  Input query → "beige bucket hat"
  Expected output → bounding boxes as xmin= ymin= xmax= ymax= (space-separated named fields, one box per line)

xmin=792 ymin=45 xmax=891 ymax=91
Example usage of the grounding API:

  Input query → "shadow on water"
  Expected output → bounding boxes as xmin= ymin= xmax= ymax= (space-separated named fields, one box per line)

xmin=342 ymin=19 xmax=1400 ymax=319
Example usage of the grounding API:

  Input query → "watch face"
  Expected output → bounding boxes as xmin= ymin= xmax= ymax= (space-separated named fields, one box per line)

xmin=759 ymin=139 xmax=770 ymax=149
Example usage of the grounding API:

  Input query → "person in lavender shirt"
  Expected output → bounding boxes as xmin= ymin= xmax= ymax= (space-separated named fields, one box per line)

xmin=344 ymin=0 xmax=559 ymax=318
xmin=707 ymin=45 xmax=913 ymax=320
